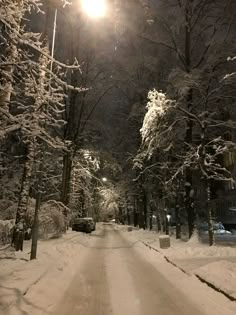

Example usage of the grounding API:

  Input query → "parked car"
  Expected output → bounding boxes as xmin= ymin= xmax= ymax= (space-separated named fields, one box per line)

xmin=198 ymin=223 xmax=236 ymax=243
xmin=72 ymin=217 xmax=96 ymax=233
xmin=197 ymin=222 xmax=225 ymax=232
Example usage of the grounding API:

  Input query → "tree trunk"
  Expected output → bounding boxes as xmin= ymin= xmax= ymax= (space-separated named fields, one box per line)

xmin=118 ymin=205 xmax=124 ymax=224
xmin=80 ymin=188 xmax=86 ymax=217
xmin=184 ymin=90 xmax=195 ymax=238
xmin=30 ymin=157 xmax=44 ymax=260
xmin=149 ymin=199 xmax=154 ymax=231
xmin=149 ymin=215 xmax=153 ymax=230
xmin=162 ymin=223 xmax=166 ymax=233
xmin=12 ymin=140 xmax=34 ymax=250
xmin=165 ymin=215 xmax=169 ymax=235
xmin=157 ymin=210 xmax=161 ymax=232
xmin=175 ymin=205 xmax=181 ymax=239
xmin=61 ymin=151 xmax=73 ymax=206
xmin=138 ymin=192 xmax=145 ymax=229
xmin=126 ymin=200 xmax=131 ymax=225
xmin=125 ymin=192 xmax=130 ymax=225
xmin=127 ymin=211 xmax=131 ymax=225
xmin=133 ymin=196 xmax=138 ymax=227
xmin=184 ymin=2 xmax=195 ymax=239
xmin=30 ymin=188 xmax=41 ymax=260
xmin=143 ymin=188 xmax=147 ymax=229
xmin=185 ymin=177 xmax=195 ymax=239
xmin=207 ymin=182 xmax=214 ymax=246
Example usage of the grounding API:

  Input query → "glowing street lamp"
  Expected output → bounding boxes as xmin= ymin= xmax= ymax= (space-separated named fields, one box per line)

xmin=50 ymin=1 xmax=107 ymax=73
xmin=81 ymin=0 xmax=107 ymax=18
xmin=102 ymin=177 xmax=107 ymax=182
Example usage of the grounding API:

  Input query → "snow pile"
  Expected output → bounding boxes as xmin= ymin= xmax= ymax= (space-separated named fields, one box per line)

xmin=157 ymin=242 xmax=236 ymax=260
xmin=186 ymin=230 xmax=199 ymax=245
xmin=120 ymin=226 xmax=236 ymax=260
xmin=194 ymin=261 xmax=236 ymax=299
xmin=120 ymin=226 xmax=161 ymax=243
xmin=0 ymin=232 xmax=89 ymax=315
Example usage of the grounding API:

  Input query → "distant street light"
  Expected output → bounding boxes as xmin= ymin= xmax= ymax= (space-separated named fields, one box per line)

xmin=81 ymin=0 xmax=107 ymax=18
xmin=102 ymin=177 xmax=107 ymax=182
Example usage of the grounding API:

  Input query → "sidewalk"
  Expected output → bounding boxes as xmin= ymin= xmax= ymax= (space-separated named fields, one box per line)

xmin=120 ymin=225 xmax=236 ymax=301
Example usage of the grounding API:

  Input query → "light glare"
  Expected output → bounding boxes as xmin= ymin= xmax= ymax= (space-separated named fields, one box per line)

xmin=81 ymin=0 xmax=106 ymax=18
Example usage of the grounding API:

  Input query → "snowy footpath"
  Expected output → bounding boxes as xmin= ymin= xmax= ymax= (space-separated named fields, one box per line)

xmin=120 ymin=226 xmax=236 ymax=301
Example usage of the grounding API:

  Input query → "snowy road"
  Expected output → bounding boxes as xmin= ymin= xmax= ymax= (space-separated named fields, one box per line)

xmin=1 ymin=224 xmax=236 ymax=315
xmin=52 ymin=224 xmax=210 ymax=315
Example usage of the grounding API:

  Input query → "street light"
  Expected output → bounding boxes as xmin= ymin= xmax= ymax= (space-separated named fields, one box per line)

xmin=50 ymin=1 xmax=107 ymax=72
xmin=102 ymin=177 xmax=107 ymax=182
xmin=81 ymin=0 xmax=107 ymax=18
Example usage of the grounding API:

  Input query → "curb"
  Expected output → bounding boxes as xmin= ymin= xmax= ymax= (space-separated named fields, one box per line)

xmin=141 ymin=241 xmax=188 ymax=274
xmin=141 ymin=240 xmax=236 ymax=302
xmin=195 ymin=274 xmax=236 ymax=302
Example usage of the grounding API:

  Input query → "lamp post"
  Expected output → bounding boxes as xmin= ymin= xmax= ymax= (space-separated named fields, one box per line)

xmin=164 ymin=209 xmax=171 ymax=235
xmin=50 ymin=8 xmax=57 ymax=73
xmin=50 ymin=0 xmax=107 ymax=71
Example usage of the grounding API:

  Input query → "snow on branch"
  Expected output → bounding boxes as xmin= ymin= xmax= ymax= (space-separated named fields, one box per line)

xmin=224 ymin=56 xmax=236 ymax=80
xmin=136 ymin=84 xmax=236 ymax=187
xmin=61 ymin=0 xmax=72 ymax=7
xmin=140 ymin=89 xmax=175 ymax=157
xmin=227 ymin=56 xmax=236 ymax=61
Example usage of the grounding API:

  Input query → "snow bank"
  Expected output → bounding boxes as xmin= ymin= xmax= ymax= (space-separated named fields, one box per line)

xmin=119 ymin=226 xmax=236 ymax=260
xmin=0 ymin=231 xmax=90 ymax=315
xmin=121 ymin=225 xmax=236 ymax=306
xmin=132 ymin=243 xmax=236 ymax=315
xmin=157 ymin=242 xmax=236 ymax=260
xmin=195 ymin=261 xmax=236 ymax=299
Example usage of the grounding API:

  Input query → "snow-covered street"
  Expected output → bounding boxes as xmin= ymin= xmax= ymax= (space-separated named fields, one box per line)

xmin=1 ymin=224 xmax=236 ymax=315
xmin=1 ymin=1 xmax=236 ymax=314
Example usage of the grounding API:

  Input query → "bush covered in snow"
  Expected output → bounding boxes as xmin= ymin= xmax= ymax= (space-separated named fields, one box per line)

xmin=0 ymin=219 xmax=15 ymax=245
xmin=38 ymin=201 xmax=70 ymax=239
xmin=0 ymin=199 xmax=70 ymax=243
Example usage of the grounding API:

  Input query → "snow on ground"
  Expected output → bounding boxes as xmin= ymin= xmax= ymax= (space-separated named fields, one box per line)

xmin=0 ymin=230 xmax=93 ymax=315
xmin=118 ymin=224 xmax=236 ymax=301
xmin=132 ymin=241 xmax=236 ymax=315
xmin=1 ymin=223 xmax=236 ymax=314
xmin=195 ymin=261 xmax=236 ymax=299
xmin=119 ymin=225 xmax=236 ymax=260
xmin=107 ymin=225 xmax=236 ymax=315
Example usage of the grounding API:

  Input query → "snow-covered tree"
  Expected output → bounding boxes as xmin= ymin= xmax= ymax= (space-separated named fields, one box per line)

xmin=0 ymin=1 xmax=82 ymax=253
xmin=130 ymin=0 xmax=236 ymax=239
xmin=0 ymin=0 xmax=42 ymax=134
xmin=137 ymin=86 xmax=236 ymax=245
